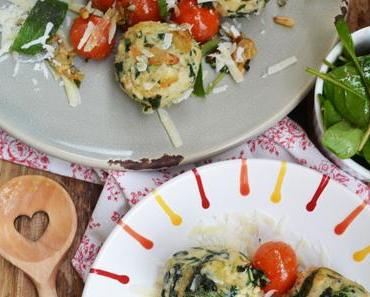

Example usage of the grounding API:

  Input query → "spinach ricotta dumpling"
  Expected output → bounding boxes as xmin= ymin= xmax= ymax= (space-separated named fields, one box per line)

xmin=115 ymin=21 xmax=201 ymax=112
xmin=288 ymin=267 xmax=369 ymax=297
xmin=161 ymin=247 xmax=268 ymax=297
xmin=213 ymin=0 xmax=267 ymax=17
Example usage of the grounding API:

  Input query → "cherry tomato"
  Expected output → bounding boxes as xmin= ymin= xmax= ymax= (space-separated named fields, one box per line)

xmin=252 ymin=241 xmax=298 ymax=295
xmin=171 ymin=0 xmax=220 ymax=43
xmin=92 ymin=0 xmax=114 ymax=12
xmin=117 ymin=0 xmax=160 ymax=26
xmin=70 ymin=15 xmax=114 ymax=60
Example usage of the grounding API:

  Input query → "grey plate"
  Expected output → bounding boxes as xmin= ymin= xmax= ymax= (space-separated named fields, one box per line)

xmin=0 ymin=0 xmax=341 ymax=170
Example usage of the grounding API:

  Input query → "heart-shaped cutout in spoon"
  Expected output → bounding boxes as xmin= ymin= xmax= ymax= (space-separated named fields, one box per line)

xmin=0 ymin=176 xmax=77 ymax=297
xmin=14 ymin=211 xmax=49 ymax=242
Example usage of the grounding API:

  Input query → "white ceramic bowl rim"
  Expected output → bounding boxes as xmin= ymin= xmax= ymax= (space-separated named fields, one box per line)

xmin=314 ymin=26 xmax=370 ymax=179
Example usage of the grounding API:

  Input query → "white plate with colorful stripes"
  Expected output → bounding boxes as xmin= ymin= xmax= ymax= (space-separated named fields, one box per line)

xmin=82 ymin=159 xmax=370 ymax=296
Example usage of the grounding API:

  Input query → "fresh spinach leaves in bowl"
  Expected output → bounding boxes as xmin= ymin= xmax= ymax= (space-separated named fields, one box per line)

xmin=307 ymin=16 xmax=370 ymax=169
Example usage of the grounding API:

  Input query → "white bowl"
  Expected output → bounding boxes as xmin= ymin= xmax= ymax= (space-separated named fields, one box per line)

xmin=313 ymin=26 xmax=370 ymax=182
xmin=82 ymin=159 xmax=370 ymax=297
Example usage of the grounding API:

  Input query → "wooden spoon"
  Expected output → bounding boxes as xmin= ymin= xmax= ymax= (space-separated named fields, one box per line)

xmin=0 ymin=176 xmax=77 ymax=297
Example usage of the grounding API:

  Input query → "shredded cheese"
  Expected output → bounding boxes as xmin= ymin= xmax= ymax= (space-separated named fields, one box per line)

xmin=77 ymin=21 xmax=95 ymax=50
xmin=0 ymin=4 xmax=26 ymax=56
xmin=12 ymin=60 xmax=20 ymax=77
xmin=136 ymin=55 xmax=148 ymax=72
xmin=265 ymin=56 xmax=298 ymax=76
xmin=108 ymin=21 xmax=116 ymax=44
xmin=62 ymin=76 xmax=81 ymax=107
xmin=41 ymin=62 xmax=49 ymax=79
xmin=217 ymin=42 xmax=244 ymax=83
xmin=212 ymin=85 xmax=228 ymax=94
xmin=166 ymin=0 xmax=176 ymax=8
xmin=157 ymin=108 xmax=183 ymax=148
xmin=143 ymin=81 xmax=157 ymax=90
xmin=235 ymin=46 xmax=244 ymax=63
xmin=21 ymin=22 xmax=54 ymax=49
xmin=162 ymin=33 xmax=173 ymax=50
xmin=0 ymin=54 xmax=9 ymax=63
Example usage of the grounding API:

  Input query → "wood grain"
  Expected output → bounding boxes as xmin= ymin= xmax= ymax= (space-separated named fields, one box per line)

xmin=0 ymin=0 xmax=368 ymax=296
xmin=0 ymin=161 xmax=102 ymax=297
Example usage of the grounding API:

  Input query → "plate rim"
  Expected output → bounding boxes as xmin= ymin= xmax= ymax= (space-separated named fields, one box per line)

xmin=82 ymin=158 xmax=368 ymax=295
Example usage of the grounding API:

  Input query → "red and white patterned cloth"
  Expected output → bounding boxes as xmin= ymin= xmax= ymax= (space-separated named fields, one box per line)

xmin=0 ymin=118 xmax=368 ymax=280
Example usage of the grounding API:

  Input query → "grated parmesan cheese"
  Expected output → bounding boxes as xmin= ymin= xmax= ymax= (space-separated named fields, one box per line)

xmin=264 ymin=56 xmax=298 ymax=77
xmin=166 ymin=0 xmax=176 ymax=8
xmin=216 ymin=42 xmax=244 ymax=83
xmin=157 ymin=108 xmax=183 ymax=148
xmin=172 ymin=88 xmax=193 ymax=104
xmin=189 ymin=212 xmax=330 ymax=271
xmin=212 ymin=84 xmax=228 ymax=94
xmin=62 ymin=76 xmax=81 ymax=107
xmin=77 ymin=21 xmax=95 ymax=50
xmin=0 ymin=54 xmax=9 ymax=63
xmin=12 ymin=60 xmax=20 ymax=77
xmin=0 ymin=4 xmax=27 ymax=56
xmin=21 ymin=22 xmax=54 ymax=49
xmin=108 ymin=21 xmax=116 ymax=44
xmin=235 ymin=46 xmax=244 ymax=63
xmin=143 ymin=81 xmax=156 ymax=90
xmin=162 ymin=33 xmax=173 ymax=50
xmin=40 ymin=62 xmax=49 ymax=79
xmin=136 ymin=55 xmax=148 ymax=72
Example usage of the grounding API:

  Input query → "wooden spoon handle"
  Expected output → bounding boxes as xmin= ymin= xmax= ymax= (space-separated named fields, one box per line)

xmin=37 ymin=283 xmax=58 ymax=297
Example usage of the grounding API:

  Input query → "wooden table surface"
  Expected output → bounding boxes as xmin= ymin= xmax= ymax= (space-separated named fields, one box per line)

xmin=0 ymin=1 xmax=369 ymax=296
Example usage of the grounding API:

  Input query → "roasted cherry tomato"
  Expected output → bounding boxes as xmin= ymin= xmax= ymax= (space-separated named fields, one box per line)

xmin=252 ymin=241 xmax=298 ymax=295
xmin=70 ymin=15 xmax=114 ymax=60
xmin=117 ymin=0 xmax=160 ymax=26
xmin=171 ymin=0 xmax=220 ymax=43
xmin=92 ymin=0 xmax=114 ymax=12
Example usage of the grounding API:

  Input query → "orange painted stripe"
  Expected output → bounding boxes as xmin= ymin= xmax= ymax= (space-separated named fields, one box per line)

xmin=118 ymin=220 xmax=154 ymax=250
xmin=270 ymin=161 xmax=287 ymax=203
xmin=353 ymin=245 xmax=370 ymax=262
xmin=240 ymin=159 xmax=250 ymax=196
xmin=153 ymin=190 xmax=182 ymax=226
xmin=334 ymin=201 xmax=367 ymax=235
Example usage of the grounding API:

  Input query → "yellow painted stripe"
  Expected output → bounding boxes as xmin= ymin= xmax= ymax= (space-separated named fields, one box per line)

xmin=353 ymin=245 xmax=370 ymax=262
xmin=270 ymin=161 xmax=287 ymax=203
xmin=153 ymin=190 xmax=182 ymax=226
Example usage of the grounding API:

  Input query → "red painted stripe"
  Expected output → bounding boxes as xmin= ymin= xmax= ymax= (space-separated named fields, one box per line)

xmin=118 ymin=220 xmax=154 ymax=249
xmin=90 ymin=268 xmax=129 ymax=284
xmin=240 ymin=159 xmax=250 ymax=196
xmin=192 ymin=168 xmax=210 ymax=209
xmin=306 ymin=175 xmax=330 ymax=212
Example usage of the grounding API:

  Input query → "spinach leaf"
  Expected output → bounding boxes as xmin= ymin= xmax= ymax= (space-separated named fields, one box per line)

xmin=335 ymin=16 xmax=370 ymax=150
xmin=193 ymin=63 xmax=206 ymax=97
xmin=323 ymin=63 xmax=370 ymax=128
xmin=335 ymin=16 xmax=370 ymax=94
xmin=322 ymin=121 xmax=364 ymax=159
xmin=11 ymin=0 xmax=68 ymax=55
xmin=319 ymin=94 xmax=342 ymax=128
